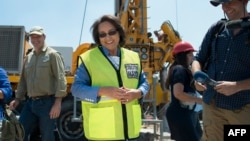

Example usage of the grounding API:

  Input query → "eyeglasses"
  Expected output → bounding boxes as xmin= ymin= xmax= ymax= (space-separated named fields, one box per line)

xmin=98 ymin=30 xmax=117 ymax=38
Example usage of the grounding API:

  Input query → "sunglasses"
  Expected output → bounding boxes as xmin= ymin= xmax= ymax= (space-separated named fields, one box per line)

xmin=98 ymin=30 xmax=117 ymax=38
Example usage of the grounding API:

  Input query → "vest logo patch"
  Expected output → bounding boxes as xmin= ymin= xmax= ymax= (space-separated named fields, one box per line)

xmin=125 ymin=64 xmax=138 ymax=78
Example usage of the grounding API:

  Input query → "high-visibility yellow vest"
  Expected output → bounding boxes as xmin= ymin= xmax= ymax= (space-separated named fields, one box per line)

xmin=79 ymin=47 xmax=142 ymax=140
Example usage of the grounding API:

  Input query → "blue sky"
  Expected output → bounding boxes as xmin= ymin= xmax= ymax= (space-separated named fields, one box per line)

xmin=1 ymin=0 xmax=246 ymax=51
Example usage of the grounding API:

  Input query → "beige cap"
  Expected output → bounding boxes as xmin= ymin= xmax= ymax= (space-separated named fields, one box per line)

xmin=29 ymin=26 xmax=45 ymax=36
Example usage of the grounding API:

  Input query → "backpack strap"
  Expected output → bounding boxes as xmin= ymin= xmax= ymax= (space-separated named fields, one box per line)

xmin=202 ymin=18 xmax=227 ymax=72
xmin=211 ymin=18 xmax=226 ymax=40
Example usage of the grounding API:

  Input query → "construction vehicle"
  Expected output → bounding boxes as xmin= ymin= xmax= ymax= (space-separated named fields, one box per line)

xmin=0 ymin=0 xmax=181 ymax=140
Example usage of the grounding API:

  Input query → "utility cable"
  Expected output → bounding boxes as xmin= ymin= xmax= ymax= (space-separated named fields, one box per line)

xmin=175 ymin=0 xmax=178 ymax=30
xmin=78 ymin=0 xmax=88 ymax=45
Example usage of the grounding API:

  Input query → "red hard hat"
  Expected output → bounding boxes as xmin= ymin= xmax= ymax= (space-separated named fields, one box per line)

xmin=172 ymin=41 xmax=196 ymax=56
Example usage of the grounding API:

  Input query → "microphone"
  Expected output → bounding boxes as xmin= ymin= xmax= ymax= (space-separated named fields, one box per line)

xmin=226 ymin=18 xmax=250 ymax=29
xmin=193 ymin=71 xmax=219 ymax=87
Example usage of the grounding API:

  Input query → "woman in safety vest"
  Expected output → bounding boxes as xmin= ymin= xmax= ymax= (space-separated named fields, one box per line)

xmin=71 ymin=14 xmax=150 ymax=141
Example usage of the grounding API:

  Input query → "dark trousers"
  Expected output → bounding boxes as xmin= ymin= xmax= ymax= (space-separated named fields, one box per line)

xmin=19 ymin=97 xmax=56 ymax=141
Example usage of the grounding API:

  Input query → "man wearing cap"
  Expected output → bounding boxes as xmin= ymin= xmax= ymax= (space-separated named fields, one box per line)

xmin=192 ymin=0 xmax=250 ymax=141
xmin=10 ymin=26 xmax=67 ymax=141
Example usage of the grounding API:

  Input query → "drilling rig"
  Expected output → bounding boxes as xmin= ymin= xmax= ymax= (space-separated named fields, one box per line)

xmin=0 ymin=0 xmax=181 ymax=140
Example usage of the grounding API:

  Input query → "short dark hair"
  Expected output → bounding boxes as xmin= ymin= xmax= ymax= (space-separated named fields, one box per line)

xmin=90 ymin=15 xmax=126 ymax=46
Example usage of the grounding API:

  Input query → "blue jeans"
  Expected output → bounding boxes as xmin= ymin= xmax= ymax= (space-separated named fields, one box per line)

xmin=19 ymin=97 xmax=56 ymax=141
